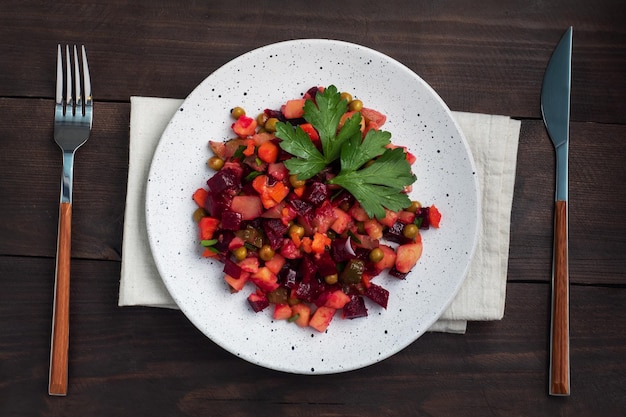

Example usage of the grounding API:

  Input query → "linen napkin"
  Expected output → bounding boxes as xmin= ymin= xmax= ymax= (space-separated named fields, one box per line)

xmin=119 ymin=96 xmax=520 ymax=334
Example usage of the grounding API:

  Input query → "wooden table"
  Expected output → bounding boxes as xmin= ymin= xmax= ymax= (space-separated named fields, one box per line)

xmin=1 ymin=1 xmax=625 ymax=415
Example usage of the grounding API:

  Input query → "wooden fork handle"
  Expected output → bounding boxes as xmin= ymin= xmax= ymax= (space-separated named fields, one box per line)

xmin=550 ymin=200 xmax=570 ymax=396
xmin=49 ymin=202 xmax=72 ymax=396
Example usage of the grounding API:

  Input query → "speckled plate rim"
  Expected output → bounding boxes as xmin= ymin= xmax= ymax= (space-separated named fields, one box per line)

xmin=146 ymin=39 xmax=480 ymax=374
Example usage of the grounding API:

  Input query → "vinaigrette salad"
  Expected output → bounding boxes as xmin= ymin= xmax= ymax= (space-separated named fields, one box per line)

xmin=191 ymin=86 xmax=441 ymax=332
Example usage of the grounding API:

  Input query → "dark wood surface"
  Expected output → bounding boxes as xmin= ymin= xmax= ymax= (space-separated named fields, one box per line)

xmin=1 ymin=1 xmax=625 ymax=416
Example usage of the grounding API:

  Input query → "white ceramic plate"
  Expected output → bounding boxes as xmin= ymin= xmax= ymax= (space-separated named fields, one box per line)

xmin=146 ymin=39 xmax=479 ymax=374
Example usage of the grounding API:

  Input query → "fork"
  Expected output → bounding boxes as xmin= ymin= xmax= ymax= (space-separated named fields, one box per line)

xmin=49 ymin=44 xmax=93 ymax=396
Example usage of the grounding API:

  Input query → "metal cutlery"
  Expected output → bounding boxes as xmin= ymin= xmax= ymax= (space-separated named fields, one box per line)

xmin=541 ymin=27 xmax=572 ymax=397
xmin=49 ymin=44 xmax=93 ymax=396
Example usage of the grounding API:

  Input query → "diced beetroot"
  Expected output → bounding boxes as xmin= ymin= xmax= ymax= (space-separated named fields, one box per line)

xmin=279 ymin=267 xmax=298 ymax=288
xmin=299 ymin=255 xmax=318 ymax=283
xmin=364 ymin=283 xmax=389 ymax=309
xmin=263 ymin=108 xmax=286 ymax=122
xmin=302 ymin=181 xmax=329 ymax=206
xmin=288 ymin=199 xmax=314 ymax=219
xmin=214 ymin=230 xmax=235 ymax=254
xmin=312 ymin=200 xmax=337 ymax=233
xmin=206 ymin=167 xmax=242 ymax=195
xmin=295 ymin=278 xmax=323 ymax=303
xmin=304 ymin=86 xmax=321 ymax=102
xmin=204 ymin=191 xmax=232 ymax=218
xmin=389 ymin=267 xmax=408 ymax=279
xmin=384 ymin=221 xmax=413 ymax=244
xmin=342 ymin=295 xmax=368 ymax=319
xmin=247 ymin=292 xmax=269 ymax=312
xmin=221 ymin=210 xmax=243 ymax=230
xmin=223 ymin=257 xmax=242 ymax=279
xmin=330 ymin=237 xmax=354 ymax=263
xmin=262 ymin=218 xmax=289 ymax=250
xmin=279 ymin=238 xmax=301 ymax=259
xmin=316 ymin=251 xmax=337 ymax=277
xmin=330 ymin=190 xmax=355 ymax=209
xmin=415 ymin=206 xmax=430 ymax=229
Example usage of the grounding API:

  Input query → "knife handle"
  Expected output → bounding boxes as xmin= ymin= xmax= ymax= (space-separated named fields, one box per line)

xmin=49 ymin=202 xmax=72 ymax=396
xmin=550 ymin=200 xmax=570 ymax=396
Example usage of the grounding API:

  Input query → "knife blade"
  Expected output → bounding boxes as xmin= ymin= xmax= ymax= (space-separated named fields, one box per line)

xmin=541 ymin=26 xmax=572 ymax=397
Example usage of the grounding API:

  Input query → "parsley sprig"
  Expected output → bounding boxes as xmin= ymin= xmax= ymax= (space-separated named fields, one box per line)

xmin=275 ymin=85 xmax=416 ymax=219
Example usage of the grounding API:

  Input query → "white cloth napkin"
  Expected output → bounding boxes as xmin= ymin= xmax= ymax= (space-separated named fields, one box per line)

xmin=119 ymin=96 xmax=520 ymax=334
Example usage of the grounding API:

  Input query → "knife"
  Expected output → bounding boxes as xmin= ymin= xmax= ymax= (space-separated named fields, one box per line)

xmin=541 ymin=26 xmax=572 ymax=397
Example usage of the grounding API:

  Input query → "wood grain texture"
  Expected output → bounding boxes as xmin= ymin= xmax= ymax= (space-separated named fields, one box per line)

xmin=0 ymin=1 xmax=625 ymax=122
xmin=48 ymin=202 xmax=72 ymax=396
xmin=550 ymin=200 xmax=569 ymax=396
xmin=1 ymin=256 xmax=625 ymax=415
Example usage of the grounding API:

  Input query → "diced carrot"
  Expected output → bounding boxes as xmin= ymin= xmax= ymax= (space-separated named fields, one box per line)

xmin=198 ymin=216 xmax=220 ymax=240
xmin=361 ymin=274 xmax=372 ymax=289
xmin=242 ymin=139 xmax=256 ymax=156
xmin=290 ymin=231 xmax=302 ymax=248
xmin=252 ymin=174 xmax=268 ymax=194
xmin=429 ymin=204 xmax=442 ymax=228
xmin=202 ymin=248 xmax=218 ymax=258
xmin=293 ymin=185 xmax=305 ymax=197
xmin=268 ymin=181 xmax=289 ymax=203
xmin=311 ymin=232 xmax=331 ymax=254
xmin=300 ymin=236 xmax=312 ymax=253
xmin=299 ymin=123 xmax=320 ymax=142
xmin=192 ymin=188 xmax=208 ymax=208
xmin=257 ymin=141 xmax=279 ymax=164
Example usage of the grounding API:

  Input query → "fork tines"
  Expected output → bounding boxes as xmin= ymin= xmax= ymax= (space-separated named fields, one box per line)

xmin=56 ymin=45 xmax=92 ymax=119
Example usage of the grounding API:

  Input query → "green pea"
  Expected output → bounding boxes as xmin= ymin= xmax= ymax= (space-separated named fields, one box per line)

xmin=231 ymin=106 xmax=246 ymax=119
xmin=369 ymin=247 xmax=384 ymax=263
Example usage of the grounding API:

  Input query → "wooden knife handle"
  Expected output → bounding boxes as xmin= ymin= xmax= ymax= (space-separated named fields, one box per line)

xmin=49 ymin=202 xmax=72 ymax=396
xmin=550 ymin=200 xmax=570 ymax=396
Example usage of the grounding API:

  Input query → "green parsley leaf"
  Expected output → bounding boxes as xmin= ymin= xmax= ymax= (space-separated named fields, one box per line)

xmin=339 ymin=128 xmax=391 ymax=172
xmin=303 ymin=85 xmax=351 ymax=161
xmin=330 ymin=147 xmax=416 ymax=219
xmin=275 ymin=122 xmax=327 ymax=180
xmin=275 ymin=84 xmax=417 ymax=219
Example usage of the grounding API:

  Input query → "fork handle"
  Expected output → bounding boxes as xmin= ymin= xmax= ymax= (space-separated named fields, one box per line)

xmin=549 ymin=200 xmax=570 ymax=396
xmin=49 ymin=202 xmax=72 ymax=396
